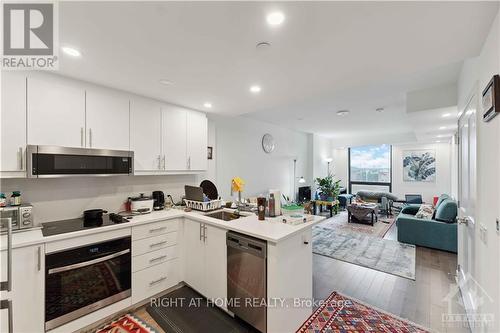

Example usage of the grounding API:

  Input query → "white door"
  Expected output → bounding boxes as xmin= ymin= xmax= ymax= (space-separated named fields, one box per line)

xmin=162 ymin=106 xmax=187 ymax=171
xmin=186 ymin=110 xmax=207 ymax=171
xmin=182 ymin=220 xmax=205 ymax=294
xmin=27 ymin=73 xmax=86 ymax=147
xmin=204 ymin=225 xmax=227 ymax=306
xmin=1 ymin=72 xmax=26 ymax=172
xmin=85 ymin=87 xmax=130 ymax=150
xmin=457 ymin=92 xmax=477 ymax=313
xmin=0 ymin=244 xmax=45 ymax=333
xmin=130 ymin=98 xmax=162 ymax=171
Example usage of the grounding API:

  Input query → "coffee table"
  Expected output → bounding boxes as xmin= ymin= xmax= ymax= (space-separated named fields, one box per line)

xmin=347 ymin=203 xmax=379 ymax=226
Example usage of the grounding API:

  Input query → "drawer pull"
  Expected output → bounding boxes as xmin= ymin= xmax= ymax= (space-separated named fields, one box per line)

xmin=149 ymin=241 xmax=167 ymax=248
xmin=149 ymin=227 xmax=167 ymax=233
xmin=149 ymin=255 xmax=167 ymax=263
xmin=149 ymin=276 xmax=167 ymax=286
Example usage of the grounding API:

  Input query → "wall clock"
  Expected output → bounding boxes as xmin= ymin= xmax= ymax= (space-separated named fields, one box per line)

xmin=262 ymin=134 xmax=275 ymax=153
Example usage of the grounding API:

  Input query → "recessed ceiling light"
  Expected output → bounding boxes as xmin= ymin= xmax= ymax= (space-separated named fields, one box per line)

xmin=336 ymin=110 xmax=350 ymax=116
xmin=436 ymin=140 xmax=441 ymax=143
xmin=439 ymin=126 xmax=446 ymax=130
xmin=266 ymin=11 xmax=285 ymax=26
xmin=203 ymin=102 xmax=212 ymax=109
xmin=250 ymin=85 xmax=261 ymax=93
xmin=61 ymin=46 xmax=81 ymax=57
xmin=437 ymin=134 xmax=446 ymax=138
xmin=376 ymin=107 xmax=384 ymax=113
xmin=159 ymin=79 xmax=173 ymax=85
xmin=442 ymin=113 xmax=451 ymax=118
xmin=256 ymin=41 xmax=271 ymax=50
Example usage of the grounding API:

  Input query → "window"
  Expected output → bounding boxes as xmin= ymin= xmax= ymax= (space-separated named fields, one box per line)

xmin=349 ymin=144 xmax=392 ymax=193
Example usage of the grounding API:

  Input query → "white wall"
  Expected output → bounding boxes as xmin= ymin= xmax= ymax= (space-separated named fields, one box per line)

xmin=457 ymin=8 xmax=500 ymax=332
xmin=0 ymin=175 xmax=197 ymax=223
xmin=312 ymin=134 xmax=332 ymax=181
xmin=392 ymin=142 xmax=452 ymax=203
xmin=332 ymin=148 xmax=348 ymax=188
xmin=208 ymin=114 xmax=312 ymax=201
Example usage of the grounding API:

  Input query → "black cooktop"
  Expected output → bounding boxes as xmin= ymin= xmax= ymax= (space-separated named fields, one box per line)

xmin=42 ymin=214 xmax=132 ymax=237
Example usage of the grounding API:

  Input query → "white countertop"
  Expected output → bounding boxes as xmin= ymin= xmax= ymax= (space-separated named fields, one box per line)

xmin=1 ymin=209 xmax=325 ymax=250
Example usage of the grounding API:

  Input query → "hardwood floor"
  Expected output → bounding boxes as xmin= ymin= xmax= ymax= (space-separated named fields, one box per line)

xmin=313 ymin=222 xmax=470 ymax=333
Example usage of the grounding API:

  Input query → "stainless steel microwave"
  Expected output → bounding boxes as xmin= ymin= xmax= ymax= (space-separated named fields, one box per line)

xmin=26 ymin=145 xmax=134 ymax=178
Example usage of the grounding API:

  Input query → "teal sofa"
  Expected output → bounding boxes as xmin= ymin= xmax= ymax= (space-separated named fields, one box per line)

xmin=396 ymin=195 xmax=458 ymax=253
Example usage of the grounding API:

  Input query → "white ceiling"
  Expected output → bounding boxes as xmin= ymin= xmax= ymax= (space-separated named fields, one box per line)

xmin=58 ymin=1 xmax=498 ymax=144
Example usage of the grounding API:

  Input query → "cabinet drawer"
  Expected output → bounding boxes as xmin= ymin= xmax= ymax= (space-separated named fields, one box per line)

xmin=132 ymin=245 xmax=178 ymax=273
xmin=132 ymin=219 xmax=178 ymax=241
xmin=132 ymin=258 xmax=179 ymax=304
xmin=132 ymin=232 xmax=177 ymax=256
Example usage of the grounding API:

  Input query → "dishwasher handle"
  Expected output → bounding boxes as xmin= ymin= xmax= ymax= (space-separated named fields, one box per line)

xmin=227 ymin=232 xmax=266 ymax=258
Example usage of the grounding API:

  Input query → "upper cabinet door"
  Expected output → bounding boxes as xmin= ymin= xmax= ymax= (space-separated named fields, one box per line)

xmin=162 ymin=105 xmax=187 ymax=171
xmin=187 ymin=111 xmax=208 ymax=171
xmin=130 ymin=98 xmax=162 ymax=171
xmin=85 ymin=87 xmax=130 ymax=151
xmin=1 ymin=72 xmax=26 ymax=172
xmin=27 ymin=73 xmax=85 ymax=148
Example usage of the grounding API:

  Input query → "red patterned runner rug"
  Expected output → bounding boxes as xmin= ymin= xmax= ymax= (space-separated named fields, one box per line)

xmin=297 ymin=291 xmax=429 ymax=333
xmin=96 ymin=314 xmax=156 ymax=333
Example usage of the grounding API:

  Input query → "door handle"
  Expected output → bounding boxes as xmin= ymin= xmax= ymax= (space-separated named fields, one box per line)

xmin=162 ymin=155 xmax=166 ymax=170
xmin=18 ymin=147 xmax=23 ymax=170
xmin=457 ymin=217 xmax=469 ymax=225
xmin=89 ymin=128 xmax=93 ymax=147
xmin=157 ymin=155 xmax=161 ymax=170
xmin=37 ymin=246 xmax=42 ymax=271
xmin=199 ymin=223 xmax=203 ymax=241
xmin=80 ymin=127 xmax=84 ymax=147
xmin=203 ymin=225 xmax=207 ymax=242
xmin=0 ymin=300 xmax=13 ymax=333
xmin=0 ymin=218 xmax=12 ymax=292
xmin=48 ymin=249 xmax=130 ymax=274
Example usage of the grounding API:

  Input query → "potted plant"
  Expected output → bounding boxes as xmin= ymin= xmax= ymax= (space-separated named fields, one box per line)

xmin=315 ymin=173 xmax=341 ymax=201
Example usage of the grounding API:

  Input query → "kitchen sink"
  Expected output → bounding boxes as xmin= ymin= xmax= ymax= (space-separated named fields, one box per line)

xmin=205 ymin=210 xmax=249 ymax=221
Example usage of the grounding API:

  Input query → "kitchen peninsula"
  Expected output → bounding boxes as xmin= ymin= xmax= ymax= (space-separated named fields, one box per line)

xmin=1 ymin=208 xmax=325 ymax=333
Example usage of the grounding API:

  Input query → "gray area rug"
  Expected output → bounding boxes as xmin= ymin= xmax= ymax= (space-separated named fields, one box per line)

xmin=313 ymin=225 xmax=416 ymax=280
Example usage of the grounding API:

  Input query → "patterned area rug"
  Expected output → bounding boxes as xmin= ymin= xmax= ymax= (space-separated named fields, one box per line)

xmin=96 ymin=314 xmax=157 ymax=333
xmin=297 ymin=291 xmax=429 ymax=333
xmin=313 ymin=225 xmax=416 ymax=280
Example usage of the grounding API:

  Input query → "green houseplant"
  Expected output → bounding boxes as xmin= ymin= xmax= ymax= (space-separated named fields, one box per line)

xmin=315 ymin=173 xmax=341 ymax=201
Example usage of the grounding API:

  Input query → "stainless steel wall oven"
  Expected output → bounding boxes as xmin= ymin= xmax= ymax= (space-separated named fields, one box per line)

xmin=45 ymin=237 xmax=131 ymax=330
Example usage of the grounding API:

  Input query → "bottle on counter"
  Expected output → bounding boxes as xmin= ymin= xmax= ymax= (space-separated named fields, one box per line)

xmin=10 ymin=191 xmax=21 ymax=206
xmin=0 ymin=193 xmax=6 ymax=207
xmin=257 ymin=197 xmax=266 ymax=221
xmin=268 ymin=193 xmax=276 ymax=217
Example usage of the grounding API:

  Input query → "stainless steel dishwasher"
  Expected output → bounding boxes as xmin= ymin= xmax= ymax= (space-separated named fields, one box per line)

xmin=227 ymin=231 xmax=267 ymax=333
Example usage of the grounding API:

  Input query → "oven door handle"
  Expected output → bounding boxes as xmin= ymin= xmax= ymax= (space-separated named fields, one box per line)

xmin=47 ymin=249 xmax=130 ymax=275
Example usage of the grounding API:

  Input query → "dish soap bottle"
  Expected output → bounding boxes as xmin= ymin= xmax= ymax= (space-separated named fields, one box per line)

xmin=268 ymin=193 xmax=276 ymax=217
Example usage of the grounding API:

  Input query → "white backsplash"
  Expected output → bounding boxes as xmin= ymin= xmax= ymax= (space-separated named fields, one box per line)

xmin=0 ymin=175 xmax=198 ymax=223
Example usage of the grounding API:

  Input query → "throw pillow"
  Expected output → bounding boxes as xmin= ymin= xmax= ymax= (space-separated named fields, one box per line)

xmin=415 ymin=204 xmax=434 ymax=220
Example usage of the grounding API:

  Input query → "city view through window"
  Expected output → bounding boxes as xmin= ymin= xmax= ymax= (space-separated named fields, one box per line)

xmin=350 ymin=144 xmax=391 ymax=183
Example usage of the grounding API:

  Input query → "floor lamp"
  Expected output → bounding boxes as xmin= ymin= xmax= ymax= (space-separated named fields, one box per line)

xmin=293 ymin=159 xmax=306 ymax=202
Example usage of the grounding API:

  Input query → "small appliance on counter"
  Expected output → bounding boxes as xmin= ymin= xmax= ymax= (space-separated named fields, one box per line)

xmin=0 ymin=203 xmax=36 ymax=233
xmin=152 ymin=191 xmax=165 ymax=210
xmin=129 ymin=193 xmax=154 ymax=214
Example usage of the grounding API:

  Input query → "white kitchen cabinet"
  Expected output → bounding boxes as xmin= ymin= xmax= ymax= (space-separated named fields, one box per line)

xmin=27 ymin=73 xmax=86 ymax=148
xmin=130 ymin=98 xmax=162 ymax=171
xmin=203 ymin=224 xmax=227 ymax=304
xmin=183 ymin=219 xmax=205 ymax=293
xmin=183 ymin=219 xmax=227 ymax=303
xmin=1 ymin=72 xmax=26 ymax=174
xmin=161 ymin=105 xmax=187 ymax=171
xmin=85 ymin=87 xmax=130 ymax=151
xmin=0 ymin=244 xmax=44 ymax=333
xmin=186 ymin=110 xmax=208 ymax=171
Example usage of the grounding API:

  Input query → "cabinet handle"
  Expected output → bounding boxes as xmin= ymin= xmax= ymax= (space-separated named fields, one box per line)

xmin=199 ymin=223 xmax=203 ymax=241
xmin=18 ymin=147 xmax=23 ymax=170
xmin=149 ymin=226 xmax=166 ymax=233
xmin=149 ymin=241 xmax=167 ymax=248
xmin=157 ymin=155 xmax=161 ymax=170
xmin=162 ymin=155 xmax=166 ymax=170
xmin=0 ymin=299 xmax=13 ymax=333
xmin=0 ymin=218 xmax=12 ymax=292
xmin=203 ymin=224 xmax=207 ymax=242
xmin=80 ymin=127 xmax=84 ymax=147
xmin=89 ymin=128 xmax=93 ymax=148
xmin=37 ymin=246 xmax=42 ymax=271
xmin=187 ymin=156 xmax=191 ymax=170
xmin=149 ymin=276 xmax=167 ymax=286
xmin=149 ymin=255 xmax=167 ymax=263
